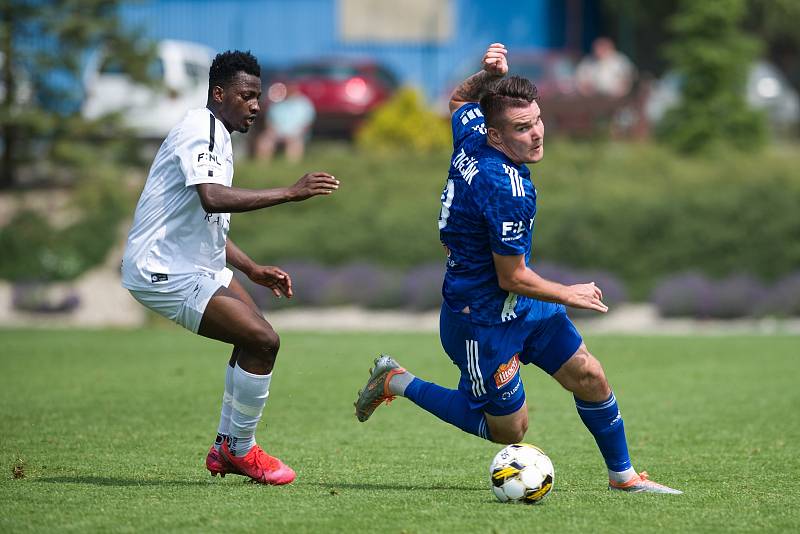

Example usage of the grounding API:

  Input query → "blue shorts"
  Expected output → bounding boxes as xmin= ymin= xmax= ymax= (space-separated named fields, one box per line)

xmin=439 ymin=302 xmax=582 ymax=417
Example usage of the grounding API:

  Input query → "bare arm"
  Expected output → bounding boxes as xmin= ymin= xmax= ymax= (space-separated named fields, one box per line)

xmin=226 ymin=239 xmax=293 ymax=298
xmin=492 ymin=253 xmax=608 ymax=313
xmin=449 ymin=43 xmax=509 ymax=114
xmin=196 ymin=172 xmax=339 ymax=213
xmin=225 ymin=238 xmax=257 ymax=276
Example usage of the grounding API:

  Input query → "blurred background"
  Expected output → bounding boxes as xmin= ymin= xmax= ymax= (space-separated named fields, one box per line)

xmin=1 ymin=0 xmax=799 ymax=328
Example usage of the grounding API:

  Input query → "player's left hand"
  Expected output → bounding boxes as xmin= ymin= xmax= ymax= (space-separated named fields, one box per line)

xmin=249 ymin=266 xmax=293 ymax=298
xmin=482 ymin=43 xmax=508 ymax=77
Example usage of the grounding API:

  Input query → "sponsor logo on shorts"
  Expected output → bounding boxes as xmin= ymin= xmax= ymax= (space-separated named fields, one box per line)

xmin=151 ymin=273 xmax=168 ymax=283
xmin=501 ymin=378 xmax=521 ymax=400
xmin=494 ymin=354 xmax=520 ymax=388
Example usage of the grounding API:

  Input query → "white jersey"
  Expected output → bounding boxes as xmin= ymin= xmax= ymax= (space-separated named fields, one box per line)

xmin=122 ymin=108 xmax=234 ymax=290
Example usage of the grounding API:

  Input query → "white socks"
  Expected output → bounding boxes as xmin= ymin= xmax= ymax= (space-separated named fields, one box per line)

xmin=609 ymin=466 xmax=637 ymax=484
xmin=228 ymin=364 xmax=272 ymax=457
xmin=213 ymin=363 xmax=235 ymax=451
xmin=388 ymin=369 xmax=415 ymax=396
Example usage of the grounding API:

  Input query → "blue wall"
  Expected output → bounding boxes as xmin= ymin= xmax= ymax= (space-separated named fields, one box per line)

xmin=121 ymin=0 xmax=599 ymax=99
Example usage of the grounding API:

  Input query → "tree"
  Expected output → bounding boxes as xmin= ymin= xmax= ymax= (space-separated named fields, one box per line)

xmin=656 ymin=0 xmax=766 ymax=153
xmin=0 ymin=0 xmax=155 ymax=189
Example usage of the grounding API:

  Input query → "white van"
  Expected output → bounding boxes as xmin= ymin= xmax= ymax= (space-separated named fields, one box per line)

xmin=82 ymin=40 xmax=215 ymax=139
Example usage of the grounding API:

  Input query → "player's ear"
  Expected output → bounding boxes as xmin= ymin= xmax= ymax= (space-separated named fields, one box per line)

xmin=210 ymin=85 xmax=225 ymax=104
xmin=487 ymin=125 xmax=502 ymax=145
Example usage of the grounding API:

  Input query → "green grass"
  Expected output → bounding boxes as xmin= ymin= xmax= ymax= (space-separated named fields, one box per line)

xmin=1 ymin=329 xmax=799 ymax=532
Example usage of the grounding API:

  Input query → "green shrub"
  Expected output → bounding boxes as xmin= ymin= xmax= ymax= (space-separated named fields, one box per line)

xmin=355 ymin=88 xmax=451 ymax=153
xmin=0 ymin=169 xmax=129 ymax=282
xmin=658 ymin=0 xmax=767 ymax=153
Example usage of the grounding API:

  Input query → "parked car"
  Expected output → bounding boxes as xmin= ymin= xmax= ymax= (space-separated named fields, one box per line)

xmin=82 ymin=39 xmax=214 ymax=139
xmin=266 ymin=59 xmax=399 ymax=137
xmin=646 ymin=60 xmax=800 ymax=134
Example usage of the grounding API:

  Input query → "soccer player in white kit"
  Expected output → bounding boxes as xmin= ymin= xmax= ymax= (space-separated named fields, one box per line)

xmin=121 ymin=51 xmax=339 ymax=485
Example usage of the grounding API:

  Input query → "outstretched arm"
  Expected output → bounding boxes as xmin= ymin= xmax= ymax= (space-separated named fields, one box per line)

xmin=226 ymin=239 xmax=293 ymax=298
xmin=493 ymin=253 xmax=608 ymax=313
xmin=449 ymin=43 xmax=509 ymax=115
xmin=196 ymin=171 xmax=339 ymax=213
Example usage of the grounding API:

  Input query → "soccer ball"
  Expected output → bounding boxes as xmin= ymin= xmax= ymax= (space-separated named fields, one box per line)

xmin=490 ymin=443 xmax=554 ymax=504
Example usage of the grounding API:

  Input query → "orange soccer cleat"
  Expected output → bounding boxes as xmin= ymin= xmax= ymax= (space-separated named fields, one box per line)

xmin=220 ymin=441 xmax=296 ymax=485
xmin=354 ymin=354 xmax=406 ymax=422
xmin=609 ymin=471 xmax=682 ymax=494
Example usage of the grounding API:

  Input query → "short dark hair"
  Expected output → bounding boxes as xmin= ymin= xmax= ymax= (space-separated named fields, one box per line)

xmin=208 ymin=50 xmax=260 ymax=89
xmin=480 ymin=76 xmax=539 ymax=128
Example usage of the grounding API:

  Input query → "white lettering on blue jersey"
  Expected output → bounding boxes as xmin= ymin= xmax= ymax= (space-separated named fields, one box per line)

xmin=438 ymin=179 xmax=455 ymax=230
xmin=502 ymin=164 xmax=525 ymax=197
xmin=453 ymin=148 xmax=479 ymax=184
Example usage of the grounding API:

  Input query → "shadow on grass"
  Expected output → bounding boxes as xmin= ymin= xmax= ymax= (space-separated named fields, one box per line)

xmin=35 ymin=476 xmax=214 ymax=487
xmin=307 ymin=481 xmax=484 ymax=492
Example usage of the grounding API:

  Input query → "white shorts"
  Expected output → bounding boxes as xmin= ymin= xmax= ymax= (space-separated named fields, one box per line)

xmin=128 ymin=268 xmax=234 ymax=333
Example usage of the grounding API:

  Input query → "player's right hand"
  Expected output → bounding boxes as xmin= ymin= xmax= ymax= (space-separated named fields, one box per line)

xmin=482 ymin=43 xmax=508 ymax=77
xmin=565 ymin=282 xmax=608 ymax=313
xmin=289 ymin=172 xmax=339 ymax=201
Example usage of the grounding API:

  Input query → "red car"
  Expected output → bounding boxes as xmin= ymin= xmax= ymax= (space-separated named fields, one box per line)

xmin=268 ymin=59 xmax=399 ymax=137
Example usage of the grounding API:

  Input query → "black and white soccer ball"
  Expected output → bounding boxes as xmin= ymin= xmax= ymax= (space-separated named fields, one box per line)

xmin=490 ymin=443 xmax=554 ymax=504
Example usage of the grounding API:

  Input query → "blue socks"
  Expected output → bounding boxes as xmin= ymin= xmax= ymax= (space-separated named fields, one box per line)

xmin=575 ymin=392 xmax=633 ymax=473
xmin=403 ymin=377 xmax=491 ymax=440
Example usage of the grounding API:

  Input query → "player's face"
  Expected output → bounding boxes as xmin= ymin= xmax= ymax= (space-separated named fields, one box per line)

xmin=217 ymin=72 xmax=262 ymax=133
xmin=493 ymin=101 xmax=544 ymax=165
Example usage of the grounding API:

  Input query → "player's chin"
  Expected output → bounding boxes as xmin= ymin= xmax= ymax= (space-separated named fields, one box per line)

xmin=529 ymin=146 xmax=544 ymax=163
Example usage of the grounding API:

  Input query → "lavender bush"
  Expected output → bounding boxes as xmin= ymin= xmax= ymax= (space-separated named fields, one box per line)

xmin=323 ymin=262 xmax=404 ymax=309
xmin=651 ymin=272 xmax=717 ymax=318
xmin=403 ymin=262 xmax=445 ymax=310
xmin=649 ymin=272 xmax=800 ymax=318
xmin=756 ymin=273 xmax=800 ymax=317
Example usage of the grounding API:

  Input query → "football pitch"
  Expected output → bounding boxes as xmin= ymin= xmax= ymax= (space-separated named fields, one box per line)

xmin=1 ymin=329 xmax=798 ymax=532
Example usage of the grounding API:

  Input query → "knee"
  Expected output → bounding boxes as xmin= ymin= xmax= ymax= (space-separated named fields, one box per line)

xmin=492 ymin=417 xmax=529 ymax=445
xmin=572 ymin=354 xmax=610 ymax=398
xmin=246 ymin=324 xmax=280 ymax=358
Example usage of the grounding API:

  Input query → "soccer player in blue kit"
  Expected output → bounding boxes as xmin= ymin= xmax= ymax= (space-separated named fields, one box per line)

xmin=355 ymin=43 xmax=681 ymax=494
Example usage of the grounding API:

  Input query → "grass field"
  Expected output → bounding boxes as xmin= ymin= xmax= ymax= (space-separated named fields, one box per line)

xmin=1 ymin=328 xmax=799 ymax=532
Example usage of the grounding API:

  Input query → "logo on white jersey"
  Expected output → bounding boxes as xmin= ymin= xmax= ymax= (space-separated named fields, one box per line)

xmin=193 ymin=150 xmax=224 ymax=178
xmin=502 ymin=164 xmax=525 ymax=197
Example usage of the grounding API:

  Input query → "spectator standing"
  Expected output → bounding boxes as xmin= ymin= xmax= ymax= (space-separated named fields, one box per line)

xmin=576 ymin=37 xmax=636 ymax=97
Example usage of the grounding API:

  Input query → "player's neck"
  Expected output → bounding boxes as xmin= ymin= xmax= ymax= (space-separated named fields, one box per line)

xmin=486 ymin=138 xmax=521 ymax=166
xmin=206 ymin=103 xmax=234 ymax=133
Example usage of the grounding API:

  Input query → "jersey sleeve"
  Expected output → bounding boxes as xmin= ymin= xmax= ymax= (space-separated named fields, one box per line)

xmin=451 ymin=102 xmax=487 ymax=149
xmin=481 ymin=167 xmax=535 ymax=256
xmin=176 ymin=115 xmax=229 ymax=187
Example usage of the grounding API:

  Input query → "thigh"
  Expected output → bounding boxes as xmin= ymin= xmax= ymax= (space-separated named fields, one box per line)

xmin=552 ymin=343 xmax=611 ymax=402
xmin=226 ymin=275 xmax=262 ymax=316
xmin=520 ymin=311 xmax=583 ymax=376
xmin=198 ymin=284 xmax=275 ymax=347
xmin=485 ymin=401 xmax=528 ymax=442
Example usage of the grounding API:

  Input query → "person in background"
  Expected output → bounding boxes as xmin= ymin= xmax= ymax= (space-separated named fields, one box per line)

xmin=575 ymin=37 xmax=636 ymax=98
xmin=254 ymin=82 xmax=316 ymax=162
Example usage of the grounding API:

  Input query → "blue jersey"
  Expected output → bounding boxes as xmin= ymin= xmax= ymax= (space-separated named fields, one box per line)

xmin=438 ymin=103 xmax=537 ymax=325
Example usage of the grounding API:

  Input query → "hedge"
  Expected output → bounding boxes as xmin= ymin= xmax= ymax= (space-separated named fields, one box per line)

xmin=230 ymin=141 xmax=800 ymax=298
